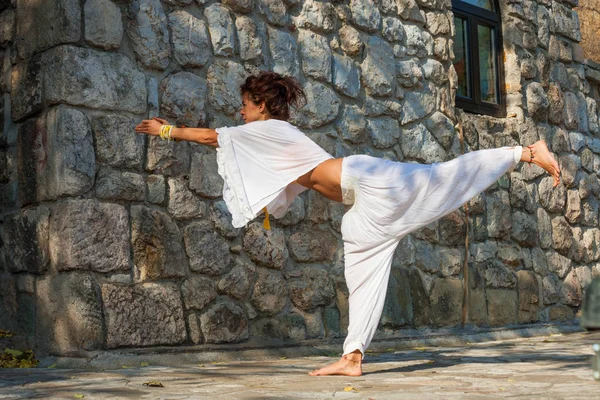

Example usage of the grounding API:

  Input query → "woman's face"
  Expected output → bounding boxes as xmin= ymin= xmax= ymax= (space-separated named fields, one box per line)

xmin=240 ymin=93 xmax=268 ymax=123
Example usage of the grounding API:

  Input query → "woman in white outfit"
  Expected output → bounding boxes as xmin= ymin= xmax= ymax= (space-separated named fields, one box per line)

xmin=135 ymin=71 xmax=561 ymax=377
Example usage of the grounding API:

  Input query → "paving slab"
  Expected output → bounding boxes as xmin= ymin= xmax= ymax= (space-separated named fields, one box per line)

xmin=1 ymin=330 xmax=599 ymax=399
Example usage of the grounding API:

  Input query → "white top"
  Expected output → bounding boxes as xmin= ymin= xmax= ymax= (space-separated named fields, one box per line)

xmin=216 ymin=119 xmax=334 ymax=228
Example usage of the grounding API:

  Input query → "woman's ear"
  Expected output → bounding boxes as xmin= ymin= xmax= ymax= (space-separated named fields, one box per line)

xmin=258 ymin=102 xmax=266 ymax=113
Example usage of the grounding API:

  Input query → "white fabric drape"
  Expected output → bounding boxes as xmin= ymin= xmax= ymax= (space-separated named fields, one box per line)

xmin=216 ymin=119 xmax=334 ymax=228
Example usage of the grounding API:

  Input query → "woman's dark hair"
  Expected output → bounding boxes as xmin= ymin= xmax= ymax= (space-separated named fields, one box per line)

xmin=240 ymin=71 xmax=306 ymax=121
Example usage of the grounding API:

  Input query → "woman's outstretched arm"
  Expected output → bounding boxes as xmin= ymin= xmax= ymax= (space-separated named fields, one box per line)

xmin=135 ymin=117 xmax=219 ymax=147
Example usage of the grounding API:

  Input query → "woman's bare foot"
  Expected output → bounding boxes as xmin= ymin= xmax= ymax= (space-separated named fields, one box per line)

xmin=522 ymin=141 xmax=561 ymax=187
xmin=309 ymin=351 xmax=363 ymax=376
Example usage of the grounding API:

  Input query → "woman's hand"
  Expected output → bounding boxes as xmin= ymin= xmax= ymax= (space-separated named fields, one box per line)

xmin=135 ymin=117 xmax=170 ymax=136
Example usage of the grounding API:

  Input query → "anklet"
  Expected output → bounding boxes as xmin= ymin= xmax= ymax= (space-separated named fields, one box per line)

xmin=527 ymin=145 xmax=535 ymax=164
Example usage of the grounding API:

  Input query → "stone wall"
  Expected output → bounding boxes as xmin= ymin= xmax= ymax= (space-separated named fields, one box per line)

xmin=575 ymin=0 xmax=600 ymax=63
xmin=0 ymin=0 xmax=598 ymax=356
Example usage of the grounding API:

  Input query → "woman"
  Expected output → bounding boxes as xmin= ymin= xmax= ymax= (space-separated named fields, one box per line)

xmin=135 ymin=71 xmax=561 ymax=377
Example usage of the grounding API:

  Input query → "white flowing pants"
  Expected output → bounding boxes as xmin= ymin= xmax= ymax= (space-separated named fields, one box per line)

xmin=340 ymin=147 xmax=523 ymax=356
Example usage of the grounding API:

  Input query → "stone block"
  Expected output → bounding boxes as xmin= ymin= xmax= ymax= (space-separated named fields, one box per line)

xmin=181 ymin=276 xmax=218 ymax=310
xmin=268 ymin=26 xmax=299 ymax=78
xmin=126 ymin=0 xmax=170 ymax=69
xmin=526 ymin=82 xmax=549 ymax=121
xmin=382 ymin=17 xmax=404 ymax=43
xmin=546 ymin=250 xmax=572 ymax=279
xmin=562 ymin=269 xmax=582 ymax=306
xmin=288 ymin=225 xmax=337 ymax=263
xmin=368 ymin=117 xmax=400 ymax=149
xmin=582 ymin=196 xmax=599 ymax=227
xmin=102 ymin=282 xmax=186 ymax=348
xmin=400 ymin=123 xmax=446 ymax=163
xmin=511 ymin=211 xmax=538 ymax=247
xmin=396 ymin=59 xmax=423 ymax=89
xmin=4 ymin=207 xmax=49 ymax=274
xmin=184 ymin=220 xmax=231 ymax=275
xmin=517 ymin=270 xmax=539 ymax=323
xmin=404 ymin=24 xmax=433 ymax=58
xmin=50 ymin=200 xmax=130 ymax=273
xmin=409 ymin=268 xmax=430 ymax=326
xmin=543 ymin=273 xmax=562 ymax=305
xmin=429 ymin=278 xmax=462 ymax=327
xmin=289 ymin=268 xmax=335 ymax=311
xmin=15 ymin=0 xmax=80 ymax=59
xmin=424 ymin=112 xmax=454 ymax=151
xmin=187 ymin=313 xmax=203 ymax=345
xmin=160 ymin=72 xmax=207 ymax=127
xmin=539 ymin=176 xmax=566 ymax=213
xmin=131 ymin=205 xmax=187 ymax=281
xmin=200 ymin=299 xmax=249 ymax=343
xmin=243 ymin=222 xmax=288 ymax=269
xmin=218 ymin=258 xmax=254 ymax=300
xmin=299 ymin=29 xmax=331 ymax=82
xmin=350 ymin=0 xmax=380 ymax=32
xmin=258 ymin=0 xmax=288 ymax=26
xmin=551 ymin=216 xmax=573 ymax=255
xmin=381 ymin=267 xmax=413 ymax=328
xmin=291 ymin=80 xmax=340 ymax=129
xmin=398 ymin=0 xmax=425 ymax=24
xmin=497 ymin=244 xmax=522 ymax=268
xmin=414 ymin=240 xmax=440 ymax=274
xmin=337 ymin=105 xmax=366 ymax=144
xmin=559 ymin=154 xmax=580 ymax=189
xmin=85 ymin=0 xmax=123 ymax=49
xmin=548 ymin=304 xmax=574 ymax=321
xmin=146 ymin=137 xmax=192 ymax=177
xmin=361 ymin=36 xmax=394 ymax=97
xmin=487 ymin=289 xmax=518 ymax=326
xmin=12 ymin=46 xmax=146 ymax=121
xmin=537 ymin=207 xmax=553 ymax=249
xmin=18 ymin=107 xmax=95 ymax=205
xmin=323 ymin=306 xmax=341 ymax=338
xmin=205 ymin=3 xmax=235 ymax=56
xmin=36 ymin=273 xmax=104 ymax=354
xmin=168 ymin=10 xmax=211 ymax=68
xmin=483 ymin=260 xmax=517 ymax=289
xmin=295 ymin=0 xmax=336 ymax=33
xmin=0 ymin=8 xmax=14 ymax=48
xmin=189 ymin=153 xmax=223 ymax=199
xmin=565 ymin=189 xmax=582 ymax=223
xmin=92 ymin=114 xmax=144 ymax=170
xmin=96 ymin=167 xmax=145 ymax=201
xmin=439 ymin=211 xmax=466 ymax=246
xmin=146 ymin=175 xmax=165 ymax=204
xmin=168 ymin=178 xmax=207 ymax=220
xmin=207 ymin=60 xmax=245 ymax=117
xmin=401 ymin=86 xmax=436 ymax=125
xmin=251 ymin=268 xmax=287 ymax=315
xmin=223 ymin=0 xmax=254 ymax=13
xmin=236 ymin=16 xmax=263 ymax=61
xmin=210 ymin=200 xmax=241 ymax=239
xmin=338 ymin=24 xmax=363 ymax=56
xmin=486 ymin=190 xmax=511 ymax=239
xmin=551 ymin=0 xmax=581 ymax=42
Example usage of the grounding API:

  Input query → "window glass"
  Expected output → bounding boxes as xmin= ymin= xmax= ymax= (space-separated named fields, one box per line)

xmin=462 ymin=0 xmax=494 ymax=11
xmin=478 ymin=24 xmax=498 ymax=104
xmin=453 ymin=17 xmax=470 ymax=98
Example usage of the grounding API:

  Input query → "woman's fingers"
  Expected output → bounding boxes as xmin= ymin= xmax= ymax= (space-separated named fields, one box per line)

xmin=153 ymin=117 xmax=169 ymax=124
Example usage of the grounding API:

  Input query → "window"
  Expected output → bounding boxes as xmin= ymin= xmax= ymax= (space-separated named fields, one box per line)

xmin=452 ymin=0 xmax=505 ymax=117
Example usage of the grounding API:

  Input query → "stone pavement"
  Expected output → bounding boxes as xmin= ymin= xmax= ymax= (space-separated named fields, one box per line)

xmin=1 ymin=330 xmax=599 ymax=400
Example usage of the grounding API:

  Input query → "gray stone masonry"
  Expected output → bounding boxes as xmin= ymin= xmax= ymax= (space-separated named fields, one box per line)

xmin=0 ymin=0 xmax=599 ymax=357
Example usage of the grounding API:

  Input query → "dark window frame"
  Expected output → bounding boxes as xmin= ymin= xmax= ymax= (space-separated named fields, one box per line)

xmin=452 ymin=0 xmax=506 ymax=118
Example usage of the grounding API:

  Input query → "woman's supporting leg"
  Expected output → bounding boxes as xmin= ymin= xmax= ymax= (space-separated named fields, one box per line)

xmin=309 ymin=209 xmax=400 ymax=377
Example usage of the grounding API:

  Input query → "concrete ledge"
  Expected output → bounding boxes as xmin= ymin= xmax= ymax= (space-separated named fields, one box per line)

xmin=39 ymin=322 xmax=584 ymax=370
